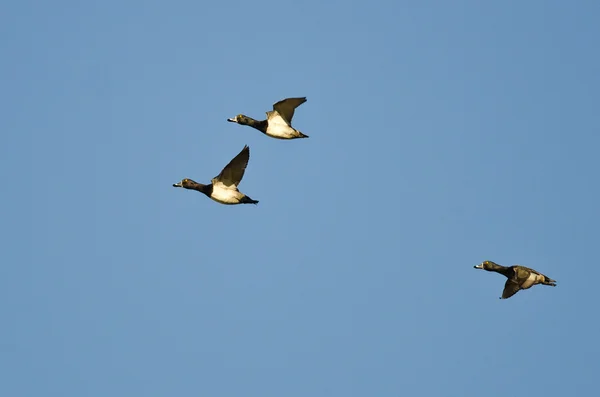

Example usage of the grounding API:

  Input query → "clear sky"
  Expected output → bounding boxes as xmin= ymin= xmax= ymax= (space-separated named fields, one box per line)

xmin=2 ymin=0 xmax=599 ymax=396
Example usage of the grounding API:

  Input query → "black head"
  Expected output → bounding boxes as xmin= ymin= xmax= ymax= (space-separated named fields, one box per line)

xmin=227 ymin=114 xmax=251 ymax=124
xmin=474 ymin=260 xmax=498 ymax=270
xmin=172 ymin=178 xmax=197 ymax=189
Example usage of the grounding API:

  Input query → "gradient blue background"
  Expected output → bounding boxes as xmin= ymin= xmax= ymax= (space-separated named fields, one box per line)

xmin=2 ymin=1 xmax=599 ymax=396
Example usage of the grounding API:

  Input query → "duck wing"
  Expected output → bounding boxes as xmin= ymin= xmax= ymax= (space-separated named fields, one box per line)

xmin=272 ymin=97 xmax=306 ymax=125
xmin=212 ymin=145 xmax=250 ymax=189
xmin=501 ymin=279 xmax=521 ymax=299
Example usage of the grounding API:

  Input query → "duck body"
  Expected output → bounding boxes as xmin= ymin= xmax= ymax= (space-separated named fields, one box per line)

xmin=474 ymin=260 xmax=557 ymax=299
xmin=264 ymin=110 xmax=307 ymax=139
xmin=173 ymin=179 xmax=257 ymax=205
xmin=209 ymin=184 xmax=246 ymax=204
xmin=227 ymin=97 xmax=308 ymax=140
xmin=514 ymin=266 xmax=548 ymax=290
xmin=173 ymin=145 xmax=258 ymax=205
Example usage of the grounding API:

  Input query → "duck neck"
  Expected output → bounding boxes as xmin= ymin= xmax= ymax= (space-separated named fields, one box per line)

xmin=487 ymin=262 xmax=511 ymax=276
xmin=190 ymin=181 xmax=211 ymax=196
xmin=246 ymin=117 xmax=268 ymax=133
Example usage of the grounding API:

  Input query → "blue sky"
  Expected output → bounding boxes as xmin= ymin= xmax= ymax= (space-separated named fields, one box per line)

xmin=2 ymin=0 xmax=599 ymax=395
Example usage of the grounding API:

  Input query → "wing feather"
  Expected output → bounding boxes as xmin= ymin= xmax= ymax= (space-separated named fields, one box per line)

xmin=272 ymin=97 xmax=306 ymax=125
xmin=501 ymin=279 xmax=521 ymax=299
xmin=212 ymin=145 xmax=250 ymax=189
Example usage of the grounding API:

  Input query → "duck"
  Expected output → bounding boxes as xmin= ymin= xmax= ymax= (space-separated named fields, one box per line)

xmin=474 ymin=260 xmax=556 ymax=299
xmin=173 ymin=145 xmax=258 ymax=205
xmin=227 ymin=97 xmax=309 ymax=139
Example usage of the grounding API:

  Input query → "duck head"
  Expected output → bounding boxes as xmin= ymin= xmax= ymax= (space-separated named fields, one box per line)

xmin=474 ymin=260 xmax=499 ymax=270
xmin=227 ymin=114 xmax=251 ymax=124
xmin=172 ymin=178 xmax=197 ymax=189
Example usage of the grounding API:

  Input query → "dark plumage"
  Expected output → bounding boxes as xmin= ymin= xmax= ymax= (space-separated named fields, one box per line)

xmin=227 ymin=97 xmax=309 ymax=139
xmin=172 ymin=145 xmax=258 ymax=205
xmin=474 ymin=260 xmax=557 ymax=299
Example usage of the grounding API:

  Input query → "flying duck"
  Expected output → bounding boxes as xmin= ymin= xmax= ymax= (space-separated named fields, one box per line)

xmin=172 ymin=145 xmax=258 ymax=205
xmin=474 ymin=260 xmax=557 ymax=299
xmin=227 ymin=97 xmax=308 ymax=139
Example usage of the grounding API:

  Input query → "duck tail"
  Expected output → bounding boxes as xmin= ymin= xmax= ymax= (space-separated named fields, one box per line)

xmin=240 ymin=196 xmax=259 ymax=205
xmin=297 ymin=131 xmax=309 ymax=138
xmin=543 ymin=276 xmax=557 ymax=286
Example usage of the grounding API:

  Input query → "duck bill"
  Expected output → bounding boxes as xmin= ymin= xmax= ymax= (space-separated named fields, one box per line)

xmin=227 ymin=118 xmax=237 ymax=123
xmin=474 ymin=264 xmax=484 ymax=269
xmin=172 ymin=182 xmax=183 ymax=187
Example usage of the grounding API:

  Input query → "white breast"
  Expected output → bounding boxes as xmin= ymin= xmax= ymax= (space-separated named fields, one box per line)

xmin=211 ymin=185 xmax=243 ymax=204
xmin=267 ymin=113 xmax=297 ymax=138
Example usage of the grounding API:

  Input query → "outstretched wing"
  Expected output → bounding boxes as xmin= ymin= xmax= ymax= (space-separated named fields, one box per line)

xmin=213 ymin=145 xmax=250 ymax=189
xmin=501 ymin=279 xmax=521 ymax=299
xmin=272 ymin=97 xmax=307 ymax=125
